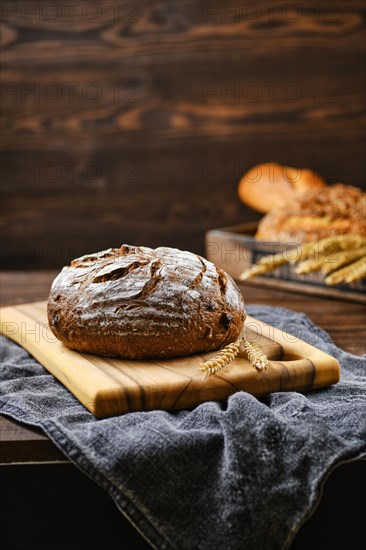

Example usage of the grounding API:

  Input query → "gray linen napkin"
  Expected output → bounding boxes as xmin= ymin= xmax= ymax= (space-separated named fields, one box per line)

xmin=0 ymin=305 xmax=365 ymax=550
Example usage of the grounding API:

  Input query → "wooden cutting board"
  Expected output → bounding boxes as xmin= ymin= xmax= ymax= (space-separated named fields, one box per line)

xmin=0 ymin=301 xmax=340 ymax=418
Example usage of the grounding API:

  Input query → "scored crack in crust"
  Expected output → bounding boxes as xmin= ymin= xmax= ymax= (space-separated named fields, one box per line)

xmin=47 ymin=244 xmax=246 ymax=359
xmin=255 ymin=183 xmax=366 ymax=244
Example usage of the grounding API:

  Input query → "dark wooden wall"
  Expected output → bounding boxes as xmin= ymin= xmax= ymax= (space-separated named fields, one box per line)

xmin=1 ymin=0 xmax=365 ymax=268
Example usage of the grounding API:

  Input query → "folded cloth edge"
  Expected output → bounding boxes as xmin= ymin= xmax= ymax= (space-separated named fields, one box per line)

xmin=1 ymin=304 xmax=365 ymax=550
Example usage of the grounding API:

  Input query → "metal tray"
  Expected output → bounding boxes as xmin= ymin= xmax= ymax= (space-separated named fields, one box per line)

xmin=205 ymin=222 xmax=366 ymax=304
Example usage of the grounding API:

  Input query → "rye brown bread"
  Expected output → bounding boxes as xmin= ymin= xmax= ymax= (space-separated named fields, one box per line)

xmin=47 ymin=245 xmax=245 ymax=359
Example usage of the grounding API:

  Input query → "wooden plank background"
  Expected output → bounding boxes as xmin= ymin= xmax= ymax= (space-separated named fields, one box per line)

xmin=1 ymin=0 xmax=365 ymax=268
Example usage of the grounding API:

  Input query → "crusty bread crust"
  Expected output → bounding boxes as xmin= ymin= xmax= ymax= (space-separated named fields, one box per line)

xmin=47 ymin=245 xmax=245 ymax=359
xmin=255 ymin=183 xmax=366 ymax=243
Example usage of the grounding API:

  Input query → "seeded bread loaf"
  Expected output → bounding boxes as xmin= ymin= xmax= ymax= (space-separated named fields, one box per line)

xmin=47 ymin=245 xmax=245 ymax=359
xmin=255 ymin=183 xmax=366 ymax=243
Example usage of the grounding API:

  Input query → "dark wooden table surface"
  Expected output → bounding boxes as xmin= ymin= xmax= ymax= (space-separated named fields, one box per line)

xmin=1 ymin=269 xmax=365 ymax=465
xmin=1 ymin=270 xmax=365 ymax=550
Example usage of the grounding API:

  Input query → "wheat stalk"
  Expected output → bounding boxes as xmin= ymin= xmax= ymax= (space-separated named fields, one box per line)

xmin=321 ymin=247 xmax=366 ymax=275
xmin=295 ymin=252 xmax=330 ymax=275
xmin=304 ymin=234 xmax=366 ymax=255
xmin=200 ymin=339 xmax=241 ymax=379
xmin=295 ymin=247 xmax=365 ymax=275
xmin=243 ymin=341 xmax=269 ymax=371
xmin=239 ymin=234 xmax=366 ymax=284
xmin=239 ymin=263 xmax=276 ymax=280
xmin=325 ymin=255 xmax=366 ymax=285
xmin=257 ymin=249 xmax=301 ymax=266
xmin=239 ymin=251 xmax=297 ymax=281
xmin=200 ymin=338 xmax=269 ymax=379
xmin=239 ymin=242 xmax=313 ymax=281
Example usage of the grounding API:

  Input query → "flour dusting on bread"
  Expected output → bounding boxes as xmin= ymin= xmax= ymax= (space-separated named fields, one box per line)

xmin=48 ymin=245 xmax=246 ymax=359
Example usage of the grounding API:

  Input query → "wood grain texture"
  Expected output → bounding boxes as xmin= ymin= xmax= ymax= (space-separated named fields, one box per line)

xmin=0 ymin=268 xmax=364 ymax=463
xmin=1 ymin=270 xmax=365 ymax=355
xmin=0 ymin=416 xmax=67 ymax=464
xmin=1 ymin=1 xmax=365 ymax=268
xmin=0 ymin=300 xmax=340 ymax=418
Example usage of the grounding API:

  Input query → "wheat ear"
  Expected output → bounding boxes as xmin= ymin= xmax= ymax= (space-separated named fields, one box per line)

xmin=243 ymin=341 xmax=269 ymax=371
xmin=325 ymin=255 xmax=366 ymax=285
xmin=297 ymin=239 xmax=366 ymax=275
xmin=239 ymin=252 xmax=293 ymax=281
xmin=239 ymin=234 xmax=366 ymax=282
xmin=200 ymin=339 xmax=241 ymax=380
xmin=304 ymin=234 xmax=366 ymax=255
xmin=200 ymin=338 xmax=269 ymax=379
xmin=295 ymin=253 xmax=329 ymax=275
xmin=239 ymin=243 xmax=311 ymax=281
xmin=239 ymin=263 xmax=277 ymax=281
xmin=321 ymin=247 xmax=366 ymax=275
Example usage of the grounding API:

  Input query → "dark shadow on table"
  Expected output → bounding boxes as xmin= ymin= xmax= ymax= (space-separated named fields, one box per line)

xmin=1 ymin=459 xmax=365 ymax=550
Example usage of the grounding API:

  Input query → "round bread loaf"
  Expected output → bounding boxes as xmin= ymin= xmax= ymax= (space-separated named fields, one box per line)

xmin=47 ymin=245 xmax=245 ymax=359
xmin=238 ymin=163 xmax=326 ymax=213
xmin=255 ymin=183 xmax=366 ymax=243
